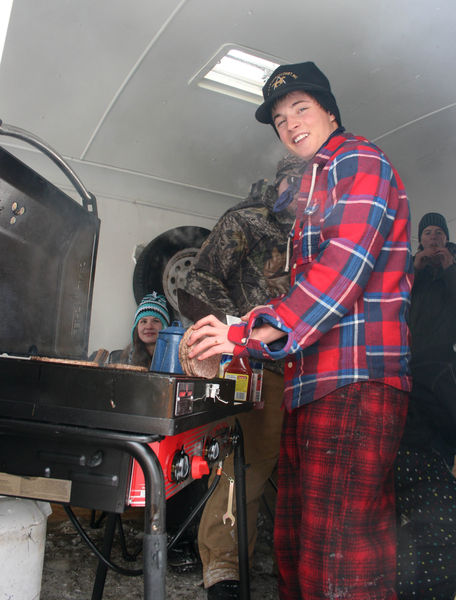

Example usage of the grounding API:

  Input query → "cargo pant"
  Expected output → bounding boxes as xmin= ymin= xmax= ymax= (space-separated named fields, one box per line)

xmin=198 ymin=369 xmax=284 ymax=588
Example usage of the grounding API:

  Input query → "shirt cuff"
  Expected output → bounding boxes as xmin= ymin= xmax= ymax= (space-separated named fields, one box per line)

xmin=227 ymin=323 xmax=263 ymax=357
xmin=227 ymin=312 xmax=293 ymax=360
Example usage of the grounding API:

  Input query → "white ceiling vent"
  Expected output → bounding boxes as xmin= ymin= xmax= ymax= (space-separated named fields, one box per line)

xmin=189 ymin=44 xmax=281 ymax=105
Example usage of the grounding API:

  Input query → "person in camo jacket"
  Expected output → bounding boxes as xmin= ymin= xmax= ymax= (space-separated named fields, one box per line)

xmin=178 ymin=154 xmax=306 ymax=600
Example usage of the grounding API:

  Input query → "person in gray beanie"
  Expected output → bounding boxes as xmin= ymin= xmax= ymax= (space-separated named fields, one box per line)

xmin=415 ymin=211 xmax=453 ymax=271
xmin=394 ymin=211 xmax=456 ymax=599
xmin=410 ymin=211 xmax=456 ymax=356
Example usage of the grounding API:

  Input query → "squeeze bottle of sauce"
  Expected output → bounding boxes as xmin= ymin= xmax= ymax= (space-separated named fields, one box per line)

xmin=223 ymin=355 xmax=252 ymax=403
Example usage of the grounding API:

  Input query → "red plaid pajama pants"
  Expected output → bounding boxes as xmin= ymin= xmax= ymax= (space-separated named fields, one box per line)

xmin=274 ymin=381 xmax=408 ymax=600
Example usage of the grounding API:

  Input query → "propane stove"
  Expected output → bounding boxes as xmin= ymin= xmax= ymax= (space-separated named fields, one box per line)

xmin=0 ymin=355 xmax=250 ymax=600
xmin=0 ymin=355 xmax=246 ymax=510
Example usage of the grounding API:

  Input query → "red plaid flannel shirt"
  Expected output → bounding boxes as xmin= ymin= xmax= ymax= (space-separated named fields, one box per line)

xmin=228 ymin=130 xmax=413 ymax=411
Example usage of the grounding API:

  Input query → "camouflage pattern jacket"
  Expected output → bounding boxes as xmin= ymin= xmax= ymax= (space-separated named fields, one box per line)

xmin=184 ymin=182 xmax=295 ymax=373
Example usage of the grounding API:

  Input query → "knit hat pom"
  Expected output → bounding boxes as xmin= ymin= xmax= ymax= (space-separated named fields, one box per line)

xmin=132 ymin=292 xmax=170 ymax=340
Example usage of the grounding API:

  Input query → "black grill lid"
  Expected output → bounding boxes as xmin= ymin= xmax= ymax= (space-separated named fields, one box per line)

xmin=0 ymin=141 xmax=99 ymax=359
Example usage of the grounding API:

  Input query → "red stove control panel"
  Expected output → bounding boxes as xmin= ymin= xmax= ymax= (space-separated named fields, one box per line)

xmin=128 ymin=419 xmax=233 ymax=504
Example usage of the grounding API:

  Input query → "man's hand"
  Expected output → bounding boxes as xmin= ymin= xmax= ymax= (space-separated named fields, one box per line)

xmin=435 ymin=247 xmax=455 ymax=270
xmin=187 ymin=308 xmax=287 ymax=361
xmin=187 ymin=315 xmax=235 ymax=360
xmin=414 ymin=247 xmax=439 ymax=270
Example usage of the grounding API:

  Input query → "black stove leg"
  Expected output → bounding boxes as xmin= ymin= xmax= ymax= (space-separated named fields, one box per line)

xmin=91 ymin=512 xmax=117 ymax=600
xmin=126 ymin=440 xmax=167 ymax=600
xmin=233 ymin=418 xmax=250 ymax=600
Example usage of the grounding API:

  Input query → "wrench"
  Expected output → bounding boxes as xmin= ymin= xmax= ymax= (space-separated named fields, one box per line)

xmin=222 ymin=477 xmax=235 ymax=526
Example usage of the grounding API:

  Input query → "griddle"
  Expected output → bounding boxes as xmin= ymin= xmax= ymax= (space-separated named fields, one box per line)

xmin=0 ymin=355 xmax=241 ymax=436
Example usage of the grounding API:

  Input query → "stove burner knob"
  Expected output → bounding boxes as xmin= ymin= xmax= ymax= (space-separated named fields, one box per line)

xmin=191 ymin=456 xmax=210 ymax=479
xmin=205 ymin=439 xmax=220 ymax=462
xmin=170 ymin=450 xmax=190 ymax=483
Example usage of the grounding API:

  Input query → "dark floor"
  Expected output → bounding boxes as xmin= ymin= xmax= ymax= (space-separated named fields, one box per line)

xmin=40 ymin=504 xmax=279 ymax=599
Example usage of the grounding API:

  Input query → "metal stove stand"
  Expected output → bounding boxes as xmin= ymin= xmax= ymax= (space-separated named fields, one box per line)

xmin=0 ymin=417 xmax=250 ymax=600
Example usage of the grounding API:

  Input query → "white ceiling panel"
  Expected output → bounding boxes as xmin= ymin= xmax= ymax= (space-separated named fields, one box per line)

xmin=0 ymin=0 xmax=455 ymax=227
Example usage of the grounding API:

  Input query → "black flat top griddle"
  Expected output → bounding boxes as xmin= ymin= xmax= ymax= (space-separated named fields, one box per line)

xmin=0 ymin=356 xmax=249 ymax=436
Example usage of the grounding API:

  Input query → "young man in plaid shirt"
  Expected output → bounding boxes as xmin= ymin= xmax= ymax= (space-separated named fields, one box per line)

xmin=187 ymin=62 xmax=413 ymax=600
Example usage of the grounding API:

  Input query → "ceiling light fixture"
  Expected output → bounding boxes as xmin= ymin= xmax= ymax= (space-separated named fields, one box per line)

xmin=189 ymin=44 xmax=282 ymax=105
xmin=0 ymin=0 xmax=13 ymax=65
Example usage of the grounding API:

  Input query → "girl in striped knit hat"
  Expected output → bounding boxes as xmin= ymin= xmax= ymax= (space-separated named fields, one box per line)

xmin=118 ymin=292 xmax=170 ymax=368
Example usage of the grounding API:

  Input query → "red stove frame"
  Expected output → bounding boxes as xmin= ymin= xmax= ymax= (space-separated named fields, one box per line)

xmin=128 ymin=419 xmax=233 ymax=504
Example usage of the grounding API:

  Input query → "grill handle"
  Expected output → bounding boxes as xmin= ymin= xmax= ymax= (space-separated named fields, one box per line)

xmin=0 ymin=119 xmax=97 ymax=217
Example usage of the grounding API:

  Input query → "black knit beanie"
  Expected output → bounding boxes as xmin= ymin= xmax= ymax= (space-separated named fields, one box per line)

xmin=418 ymin=212 xmax=449 ymax=242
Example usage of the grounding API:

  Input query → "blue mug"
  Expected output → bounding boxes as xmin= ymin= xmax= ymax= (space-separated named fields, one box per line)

xmin=150 ymin=320 xmax=185 ymax=374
